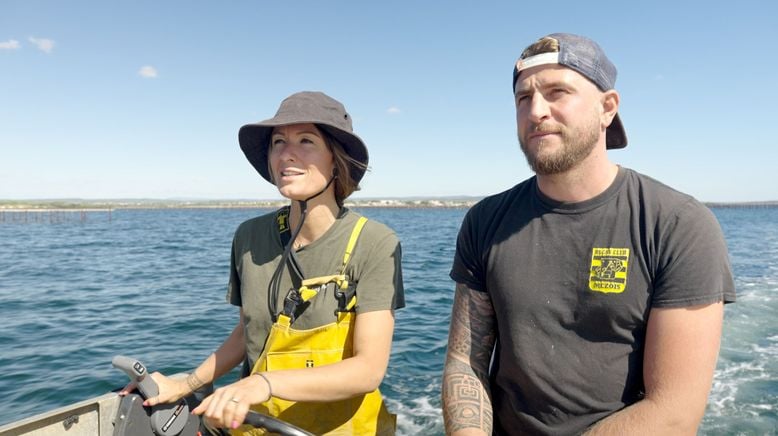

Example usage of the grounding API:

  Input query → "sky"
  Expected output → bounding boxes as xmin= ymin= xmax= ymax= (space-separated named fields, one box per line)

xmin=2 ymin=0 xmax=777 ymax=202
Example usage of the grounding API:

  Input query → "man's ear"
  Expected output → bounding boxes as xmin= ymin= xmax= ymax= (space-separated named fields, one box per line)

xmin=601 ymin=90 xmax=620 ymax=128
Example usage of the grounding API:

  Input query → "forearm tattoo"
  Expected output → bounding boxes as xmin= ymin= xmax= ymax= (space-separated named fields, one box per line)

xmin=186 ymin=372 xmax=205 ymax=393
xmin=442 ymin=284 xmax=497 ymax=434
xmin=443 ymin=360 xmax=494 ymax=433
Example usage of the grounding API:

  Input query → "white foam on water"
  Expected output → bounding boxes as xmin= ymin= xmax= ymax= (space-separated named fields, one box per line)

xmin=706 ymin=274 xmax=778 ymax=431
xmin=709 ymin=359 xmax=772 ymax=415
xmin=752 ymin=341 xmax=778 ymax=357
xmin=387 ymin=396 xmax=444 ymax=436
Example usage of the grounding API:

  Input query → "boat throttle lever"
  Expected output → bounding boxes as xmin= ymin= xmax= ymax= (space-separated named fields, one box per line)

xmin=112 ymin=355 xmax=191 ymax=436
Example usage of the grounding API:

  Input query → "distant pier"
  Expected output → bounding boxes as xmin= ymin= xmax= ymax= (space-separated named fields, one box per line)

xmin=705 ymin=201 xmax=778 ymax=209
xmin=0 ymin=208 xmax=113 ymax=223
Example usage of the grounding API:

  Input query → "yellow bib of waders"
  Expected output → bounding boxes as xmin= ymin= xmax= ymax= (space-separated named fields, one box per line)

xmin=233 ymin=217 xmax=396 ymax=435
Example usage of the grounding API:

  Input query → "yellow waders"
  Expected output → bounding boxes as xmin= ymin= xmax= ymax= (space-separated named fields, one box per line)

xmin=233 ymin=217 xmax=396 ymax=435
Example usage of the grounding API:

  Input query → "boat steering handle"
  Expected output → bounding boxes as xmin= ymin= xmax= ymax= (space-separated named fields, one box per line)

xmin=112 ymin=355 xmax=189 ymax=436
xmin=112 ymin=355 xmax=160 ymax=398
xmin=111 ymin=355 xmax=313 ymax=436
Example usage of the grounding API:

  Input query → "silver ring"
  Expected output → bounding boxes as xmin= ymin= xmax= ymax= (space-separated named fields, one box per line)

xmin=229 ymin=397 xmax=240 ymax=404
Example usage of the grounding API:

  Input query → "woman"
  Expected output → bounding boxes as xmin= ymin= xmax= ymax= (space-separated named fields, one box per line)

xmin=128 ymin=91 xmax=405 ymax=435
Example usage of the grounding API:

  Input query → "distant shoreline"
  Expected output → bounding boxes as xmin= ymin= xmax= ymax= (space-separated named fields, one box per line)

xmin=1 ymin=199 xmax=777 ymax=211
xmin=0 ymin=198 xmax=480 ymax=211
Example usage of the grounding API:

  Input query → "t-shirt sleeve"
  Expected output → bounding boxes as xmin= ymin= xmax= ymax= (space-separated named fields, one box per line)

xmin=450 ymin=206 xmax=487 ymax=292
xmin=226 ymin=234 xmax=242 ymax=307
xmin=651 ymin=200 xmax=736 ymax=307
xmin=354 ymin=227 xmax=405 ymax=313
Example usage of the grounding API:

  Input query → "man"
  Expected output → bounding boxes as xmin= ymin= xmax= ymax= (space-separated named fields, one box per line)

xmin=442 ymin=33 xmax=735 ymax=435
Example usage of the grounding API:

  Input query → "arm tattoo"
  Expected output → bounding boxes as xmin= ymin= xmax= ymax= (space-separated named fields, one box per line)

xmin=442 ymin=283 xmax=497 ymax=434
xmin=186 ymin=372 xmax=205 ymax=393
xmin=443 ymin=360 xmax=495 ymax=433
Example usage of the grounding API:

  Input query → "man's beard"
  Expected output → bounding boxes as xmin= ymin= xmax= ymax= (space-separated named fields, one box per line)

xmin=519 ymin=114 xmax=600 ymax=176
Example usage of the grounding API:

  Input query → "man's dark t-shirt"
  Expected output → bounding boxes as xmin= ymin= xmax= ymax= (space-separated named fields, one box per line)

xmin=450 ymin=167 xmax=735 ymax=435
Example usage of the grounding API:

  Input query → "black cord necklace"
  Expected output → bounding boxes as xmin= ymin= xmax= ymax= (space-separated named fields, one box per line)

xmin=267 ymin=175 xmax=337 ymax=321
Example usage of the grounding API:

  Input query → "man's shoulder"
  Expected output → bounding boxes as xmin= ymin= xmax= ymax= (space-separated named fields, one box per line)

xmin=622 ymin=167 xmax=713 ymax=221
xmin=623 ymin=168 xmax=700 ymax=204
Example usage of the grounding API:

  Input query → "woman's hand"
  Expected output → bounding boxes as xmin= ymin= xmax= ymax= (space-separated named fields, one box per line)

xmin=193 ymin=373 xmax=272 ymax=430
xmin=118 ymin=372 xmax=190 ymax=407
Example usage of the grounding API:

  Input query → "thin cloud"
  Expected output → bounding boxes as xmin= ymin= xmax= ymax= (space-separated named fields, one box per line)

xmin=387 ymin=106 xmax=402 ymax=115
xmin=28 ymin=37 xmax=55 ymax=53
xmin=0 ymin=39 xmax=21 ymax=50
xmin=654 ymin=74 xmax=665 ymax=81
xmin=138 ymin=65 xmax=158 ymax=78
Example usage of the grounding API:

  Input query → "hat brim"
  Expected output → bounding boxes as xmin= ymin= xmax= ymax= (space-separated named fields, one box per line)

xmin=239 ymin=117 xmax=369 ymax=184
xmin=606 ymin=113 xmax=627 ymax=149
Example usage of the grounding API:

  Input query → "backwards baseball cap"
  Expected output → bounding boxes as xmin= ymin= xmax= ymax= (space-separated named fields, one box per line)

xmin=239 ymin=91 xmax=369 ymax=184
xmin=512 ymin=33 xmax=627 ymax=149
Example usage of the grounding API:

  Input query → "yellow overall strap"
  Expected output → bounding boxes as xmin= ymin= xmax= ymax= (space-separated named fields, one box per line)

xmin=337 ymin=216 xmax=367 ymax=312
xmin=341 ymin=216 xmax=368 ymax=274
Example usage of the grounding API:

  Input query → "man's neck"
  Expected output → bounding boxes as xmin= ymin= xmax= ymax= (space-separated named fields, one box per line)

xmin=536 ymin=149 xmax=619 ymax=203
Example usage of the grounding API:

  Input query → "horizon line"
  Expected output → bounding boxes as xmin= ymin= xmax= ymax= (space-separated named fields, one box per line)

xmin=2 ymin=198 xmax=778 ymax=207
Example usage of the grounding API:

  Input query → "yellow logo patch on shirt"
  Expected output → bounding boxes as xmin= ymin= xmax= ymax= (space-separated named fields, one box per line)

xmin=276 ymin=209 xmax=290 ymax=232
xmin=589 ymin=248 xmax=630 ymax=293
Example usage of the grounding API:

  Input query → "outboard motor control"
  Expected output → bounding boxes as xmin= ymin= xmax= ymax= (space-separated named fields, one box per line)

xmin=112 ymin=356 xmax=199 ymax=436
xmin=111 ymin=355 xmax=313 ymax=436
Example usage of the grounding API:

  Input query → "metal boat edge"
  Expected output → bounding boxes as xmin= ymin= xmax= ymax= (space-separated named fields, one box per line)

xmin=0 ymin=391 xmax=121 ymax=436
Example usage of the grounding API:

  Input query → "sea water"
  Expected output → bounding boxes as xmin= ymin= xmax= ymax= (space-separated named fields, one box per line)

xmin=0 ymin=206 xmax=775 ymax=434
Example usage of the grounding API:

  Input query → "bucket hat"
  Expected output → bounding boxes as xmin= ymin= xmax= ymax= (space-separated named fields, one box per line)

xmin=239 ymin=91 xmax=369 ymax=183
xmin=512 ymin=33 xmax=628 ymax=149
